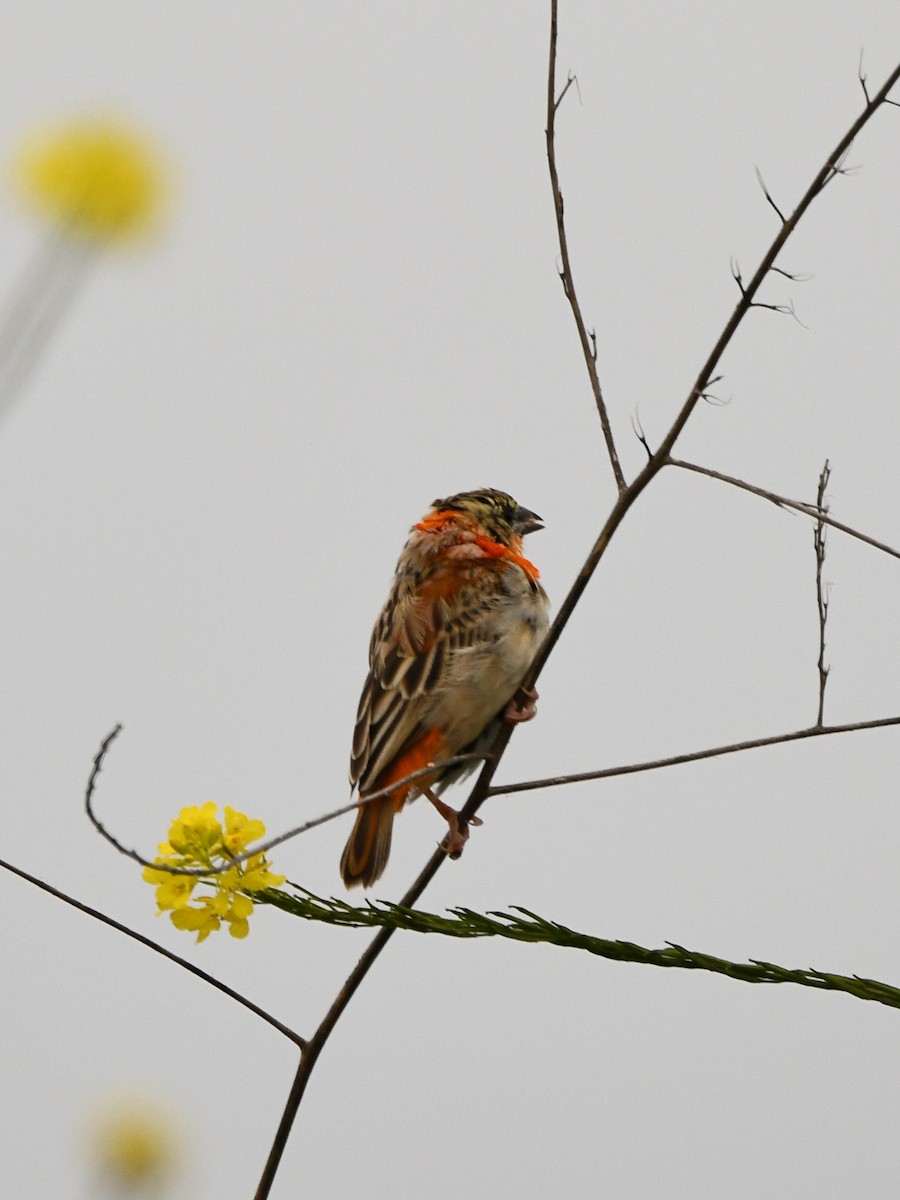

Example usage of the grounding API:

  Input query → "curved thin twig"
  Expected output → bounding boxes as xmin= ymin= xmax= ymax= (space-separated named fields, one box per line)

xmin=84 ymin=724 xmax=488 ymax=876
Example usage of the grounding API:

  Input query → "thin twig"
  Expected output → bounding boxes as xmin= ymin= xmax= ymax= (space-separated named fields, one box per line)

xmin=769 ymin=264 xmax=811 ymax=282
xmin=85 ymin=724 xmax=488 ymax=876
xmin=814 ymin=461 xmax=831 ymax=726
xmin=487 ymin=714 xmax=900 ymax=797
xmin=0 ymin=855 xmax=306 ymax=1047
xmin=755 ymin=165 xmax=787 ymax=223
xmin=545 ymin=0 xmax=625 ymax=491
xmin=859 ymin=48 xmax=871 ymax=107
xmin=669 ymin=458 xmax=900 ymax=562
xmin=554 ymin=70 xmax=577 ymax=114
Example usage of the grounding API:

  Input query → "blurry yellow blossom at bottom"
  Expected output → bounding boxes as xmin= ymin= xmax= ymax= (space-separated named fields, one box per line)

xmin=86 ymin=1095 xmax=180 ymax=1193
xmin=143 ymin=803 xmax=284 ymax=942
xmin=15 ymin=118 xmax=165 ymax=241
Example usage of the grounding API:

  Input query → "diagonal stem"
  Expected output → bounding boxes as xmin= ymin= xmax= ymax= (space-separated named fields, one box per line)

xmin=0 ymin=856 xmax=305 ymax=1046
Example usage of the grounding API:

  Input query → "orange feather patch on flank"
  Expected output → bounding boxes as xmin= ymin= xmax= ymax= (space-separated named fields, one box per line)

xmin=374 ymin=727 xmax=448 ymax=812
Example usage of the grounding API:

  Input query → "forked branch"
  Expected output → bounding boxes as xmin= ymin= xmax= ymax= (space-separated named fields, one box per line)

xmin=250 ymin=25 xmax=900 ymax=1199
xmin=669 ymin=458 xmax=900 ymax=563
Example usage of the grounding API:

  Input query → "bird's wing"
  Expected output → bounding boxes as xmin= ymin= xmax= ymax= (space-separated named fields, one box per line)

xmin=350 ymin=558 xmax=508 ymax=794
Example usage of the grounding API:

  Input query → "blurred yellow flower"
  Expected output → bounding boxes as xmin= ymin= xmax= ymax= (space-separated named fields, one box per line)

xmin=15 ymin=118 xmax=164 ymax=240
xmin=0 ymin=114 xmax=170 ymax=421
xmin=143 ymin=803 xmax=285 ymax=943
xmin=87 ymin=1095 xmax=179 ymax=1193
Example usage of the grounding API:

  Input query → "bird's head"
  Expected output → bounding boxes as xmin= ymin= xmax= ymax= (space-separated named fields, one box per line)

xmin=428 ymin=487 xmax=543 ymax=546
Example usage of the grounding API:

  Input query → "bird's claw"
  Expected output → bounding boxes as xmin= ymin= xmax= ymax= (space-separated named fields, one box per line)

xmin=504 ymin=685 xmax=539 ymax=723
xmin=425 ymin=787 xmax=482 ymax=860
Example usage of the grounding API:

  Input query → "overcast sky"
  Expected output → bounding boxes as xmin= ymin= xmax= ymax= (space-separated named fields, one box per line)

xmin=2 ymin=4 xmax=900 ymax=1198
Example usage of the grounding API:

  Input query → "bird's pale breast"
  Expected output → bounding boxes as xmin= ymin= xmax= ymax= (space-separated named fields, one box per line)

xmin=425 ymin=561 xmax=548 ymax=749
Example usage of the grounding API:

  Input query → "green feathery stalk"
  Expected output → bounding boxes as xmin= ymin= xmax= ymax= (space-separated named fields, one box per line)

xmin=255 ymin=884 xmax=900 ymax=1013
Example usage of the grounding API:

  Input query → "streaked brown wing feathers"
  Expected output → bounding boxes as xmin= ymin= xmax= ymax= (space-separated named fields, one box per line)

xmin=351 ymin=560 xmax=507 ymax=792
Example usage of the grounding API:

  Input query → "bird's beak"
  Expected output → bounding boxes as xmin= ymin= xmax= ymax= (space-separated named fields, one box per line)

xmin=514 ymin=506 xmax=543 ymax=535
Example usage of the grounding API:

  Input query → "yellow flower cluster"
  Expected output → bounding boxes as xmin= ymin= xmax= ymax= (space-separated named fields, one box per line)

xmin=143 ymin=803 xmax=284 ymax=942
xmin=15 ymin=118 xmax=164 ymax=240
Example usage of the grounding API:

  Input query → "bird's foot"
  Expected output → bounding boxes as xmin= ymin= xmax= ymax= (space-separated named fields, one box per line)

xmin=423 ymin=788 xmax=482 ymax=860
xmin=504 ymin=685 xmax=539 ymax=724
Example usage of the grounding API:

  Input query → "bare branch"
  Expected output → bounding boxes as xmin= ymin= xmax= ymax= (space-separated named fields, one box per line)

xmin=545 ymin=3 xmax=625 ymax=491
xmin=814 ymin=460 xmax=832 ymax=726
xmin=488 ymin=715 xmax=900 ymax=798
xmin=668 ymin=457 xmax=900 ymax=563
xmin=0 ymin=855 xmax=306 ymax=1047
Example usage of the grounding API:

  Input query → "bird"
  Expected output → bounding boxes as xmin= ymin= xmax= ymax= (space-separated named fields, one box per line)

xmin=340 ymin=487 xmax=550 ymax=888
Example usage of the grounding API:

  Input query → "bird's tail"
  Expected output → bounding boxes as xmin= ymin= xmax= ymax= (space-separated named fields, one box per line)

xmin=340 ymin=795 xmax=395 ymax=889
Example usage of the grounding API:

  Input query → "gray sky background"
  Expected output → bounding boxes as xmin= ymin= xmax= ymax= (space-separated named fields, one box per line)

xmin=2 ymin=4 xmax=900 ymax=1197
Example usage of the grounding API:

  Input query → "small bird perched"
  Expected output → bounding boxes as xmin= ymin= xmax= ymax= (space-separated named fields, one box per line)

xmin=341 ymin=487 xmax=550 ymax=888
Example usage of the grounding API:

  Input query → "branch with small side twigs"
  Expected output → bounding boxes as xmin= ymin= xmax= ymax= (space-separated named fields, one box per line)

xmin=545 ymin=3 xmax=625 ymax=492
xmin=814 ymin=461 xmax=832 ymax=726
xmin=246 ymin=23 xmax=900 ymax=1197
xmin=253 ymin=887 xmax=900 ymax=1015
